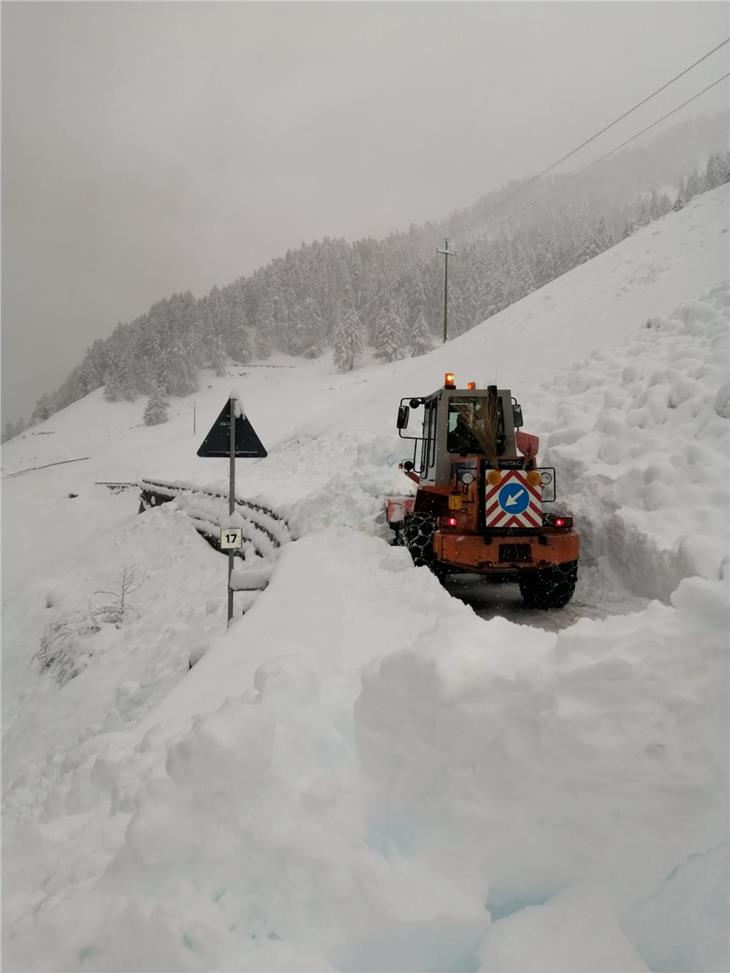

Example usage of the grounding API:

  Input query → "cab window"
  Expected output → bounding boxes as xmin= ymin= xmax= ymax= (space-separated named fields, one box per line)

xmin=447 ymin=397 xmax=485 ymax=454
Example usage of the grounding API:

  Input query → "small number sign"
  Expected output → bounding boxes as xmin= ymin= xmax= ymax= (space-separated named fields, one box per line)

xmin=220 ymin=527 xmax=243 ymax=550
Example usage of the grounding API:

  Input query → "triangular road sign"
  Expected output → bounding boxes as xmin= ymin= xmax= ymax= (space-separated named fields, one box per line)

xmin=197 ymin=400 xmax=267 ymax=458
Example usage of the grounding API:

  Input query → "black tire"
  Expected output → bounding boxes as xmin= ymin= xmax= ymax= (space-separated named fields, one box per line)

xmin=518 ymin=560 xmax=578 ymax=609
xmin=401 ymin=513 xmax=437 ymax=568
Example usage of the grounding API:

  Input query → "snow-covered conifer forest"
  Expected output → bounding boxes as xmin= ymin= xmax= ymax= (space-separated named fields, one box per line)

xmin=3 ymin=112 xmax=727 ymax=442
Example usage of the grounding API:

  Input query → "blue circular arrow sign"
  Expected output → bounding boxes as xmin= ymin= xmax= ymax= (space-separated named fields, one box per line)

xmin=497 ymin=482 xmax=529 ymax=515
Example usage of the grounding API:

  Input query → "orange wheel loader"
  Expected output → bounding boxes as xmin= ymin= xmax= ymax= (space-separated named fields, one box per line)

xmin=385 ymin=372 xmax=579 ymax=609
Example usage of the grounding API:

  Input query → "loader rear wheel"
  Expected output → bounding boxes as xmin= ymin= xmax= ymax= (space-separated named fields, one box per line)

xmin=401 ymin=513 xmax=437 ymax=569
xmin=518 ymin=560 xmax=578 ymax=609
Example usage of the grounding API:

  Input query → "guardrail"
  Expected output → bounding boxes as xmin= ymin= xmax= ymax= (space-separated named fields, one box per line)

xmin=138 ymin=478 xmax=292 ymax=594
xmin=96 ymin=481 xmax=138 ymax=493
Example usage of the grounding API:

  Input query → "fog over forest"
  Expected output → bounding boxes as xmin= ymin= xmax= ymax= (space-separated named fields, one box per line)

xmin=4 ymin=108 xmax=728 ymax=443
xmin=3 ymin=2 xmax=728 ymax=430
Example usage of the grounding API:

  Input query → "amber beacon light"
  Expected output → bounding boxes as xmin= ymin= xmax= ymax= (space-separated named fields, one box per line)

xmin=444 ymin=372 xmax=456 ymax=389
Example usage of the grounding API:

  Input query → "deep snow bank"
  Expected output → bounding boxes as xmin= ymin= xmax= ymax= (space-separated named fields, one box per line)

xmin=4 ymin=539 xmax=727 ymax=972
xmin=530 ymin=281 xmax=730 ymax=600
xmin=2 ymin=534 xmax=493 ymax=972
xmin=355 ymin=574 xmax=728 ymax=971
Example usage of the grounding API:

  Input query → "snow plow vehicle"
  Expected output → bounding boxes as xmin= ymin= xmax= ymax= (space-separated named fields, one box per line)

xmin=385 ymin=373 xmax=579 ymax=608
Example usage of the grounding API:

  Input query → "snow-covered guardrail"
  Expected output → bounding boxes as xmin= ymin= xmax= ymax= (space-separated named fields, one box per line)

xmin=96 ymin=480 xmax=138 ymax=493
xmin=138 ymin=479 xmax=292 ymax=591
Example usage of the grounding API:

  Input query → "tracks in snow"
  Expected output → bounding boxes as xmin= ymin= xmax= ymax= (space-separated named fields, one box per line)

xmin=443 ymin=555 xmax=649 ymax=632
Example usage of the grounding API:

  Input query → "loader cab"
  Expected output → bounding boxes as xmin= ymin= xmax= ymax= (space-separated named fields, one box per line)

xmin=397 ymin=375 xmax=523 ymax=488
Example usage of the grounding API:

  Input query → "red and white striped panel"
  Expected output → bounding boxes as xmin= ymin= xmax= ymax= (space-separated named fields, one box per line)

xmin=485 ymin=470 xmax=542 ymax=528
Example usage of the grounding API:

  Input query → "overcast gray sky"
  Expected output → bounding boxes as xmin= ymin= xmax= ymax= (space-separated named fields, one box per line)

xmin=2 ymin=1 xmax=729 ymax=425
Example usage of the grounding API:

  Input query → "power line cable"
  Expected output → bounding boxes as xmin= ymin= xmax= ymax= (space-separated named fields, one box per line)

xmin=573 ymin=73 xmax=730 ymax=176
xmin=453 ymin=37 xmax=729 ymax=241
xmin=527 ymin=36 xmax=729 ymax=176
xmin=305 ymin=41 xmax=730 ymax=356
xmin=465 ymin=72 xmax=730 ymax=244
xmin=462 ymin=72 xmax=730 ymax=246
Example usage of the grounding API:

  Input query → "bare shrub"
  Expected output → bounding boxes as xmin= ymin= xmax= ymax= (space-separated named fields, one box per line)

xmin=95 ymin=565 xmax=144 ymax=626
xmin=34 ymin=608 xmax=101 ymax=686
xmin=33 ymin=565 xmax=146 ymax=686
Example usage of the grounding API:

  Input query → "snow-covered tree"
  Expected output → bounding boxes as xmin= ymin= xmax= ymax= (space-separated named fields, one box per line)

xmin=408 ymin=310 xmax=433 ymax=357
xmin=211 ymin=335 xmax=227 ymax=376
xmin=676 ymin=175 xmax=687 ymax=204
xmin=226 ymin=299 xmax=253 ymax=364
xmin=102 ymin=333 xmax=137 ymax=400
xmin=333 ymin=309 xmax=363 ymax=372
xmin=143 ymin=386 xmax=169 ymax=426
xmin=531 ymin=228 xmax=558 ymax=287
xmin=161 ymin=343 xmax=198 ymax=397
xmin=257 ymin=291 xmax=276 ymax=359
xmin=300 ymin=295 xmax=326 ymax=358
xmin=373 ymin=306 xmax=406 ymax=362
xmin=685 ymin=169 xmax=701 ymax=201
xmin=256 ymin=322 xmax=272 ymax=359
xmin=30 ymin=393 xmax=53 ymax=424
xmin=580 ymin=217 xmax=612 ymax=262
xmin=82 ymin=340 xmax=109 ymax=389
xmin=705 ymin=152 xmax=730 ymax=191
xmin=648 ymin=189 xmax=672 ymax=220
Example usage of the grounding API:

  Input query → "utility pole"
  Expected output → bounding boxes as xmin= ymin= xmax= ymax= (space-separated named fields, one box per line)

xmin=228 ymin=397 xmax=235 ymax=626
xmin=437 ymin=238 xmax=457 ymax=343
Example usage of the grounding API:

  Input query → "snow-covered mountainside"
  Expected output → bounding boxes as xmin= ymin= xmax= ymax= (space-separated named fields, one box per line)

xmin=3 ymin=185 xmax=729 ymax=972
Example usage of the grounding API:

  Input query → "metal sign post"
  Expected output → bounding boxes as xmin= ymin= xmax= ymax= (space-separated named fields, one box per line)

xmin=197 ymin=395 xmax=267 ymax=629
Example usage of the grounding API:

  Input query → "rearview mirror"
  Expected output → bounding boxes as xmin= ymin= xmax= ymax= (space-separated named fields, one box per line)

xmin=397 ymin=405 xmax=410 ymax=430
xmin=512 ymin=402 xmax=524 ymax=428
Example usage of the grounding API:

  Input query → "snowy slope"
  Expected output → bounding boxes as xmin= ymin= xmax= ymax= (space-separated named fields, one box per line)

xmin=2 ymin=185 xmax=729 ymax=973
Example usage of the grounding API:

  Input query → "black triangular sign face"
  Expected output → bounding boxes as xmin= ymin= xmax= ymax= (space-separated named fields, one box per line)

xmin=197 ymin=401 xmax=268 ymax=458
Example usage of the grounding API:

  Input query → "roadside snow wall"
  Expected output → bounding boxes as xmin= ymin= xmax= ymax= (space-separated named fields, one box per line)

xmin=532 ymin=282 xmax=730 ymax=601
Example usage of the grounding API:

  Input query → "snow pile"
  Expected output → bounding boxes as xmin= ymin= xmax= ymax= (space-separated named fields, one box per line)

xmin=3 ymin=534 xmax=492 ymax=972
xmin=355 ymin=574 xmax=728 ymax=971
xmin=4 ymin=542 xmax=727 ymax=971
xmin=531 ymin=282 xmax=730 ymax=600
xmin=1 ymin=507 xmax=234 ymax=801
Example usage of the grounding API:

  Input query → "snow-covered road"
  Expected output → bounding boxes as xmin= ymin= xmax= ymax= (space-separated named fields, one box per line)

xmin=444 ymin=559 xmax=650 ymax=633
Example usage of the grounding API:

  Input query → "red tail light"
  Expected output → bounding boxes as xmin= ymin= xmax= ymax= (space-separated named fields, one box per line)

xmin=445 ymin=516 xmax=458 ymax=527
xmin=545 ymin=514 xmax=573 ymax=529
